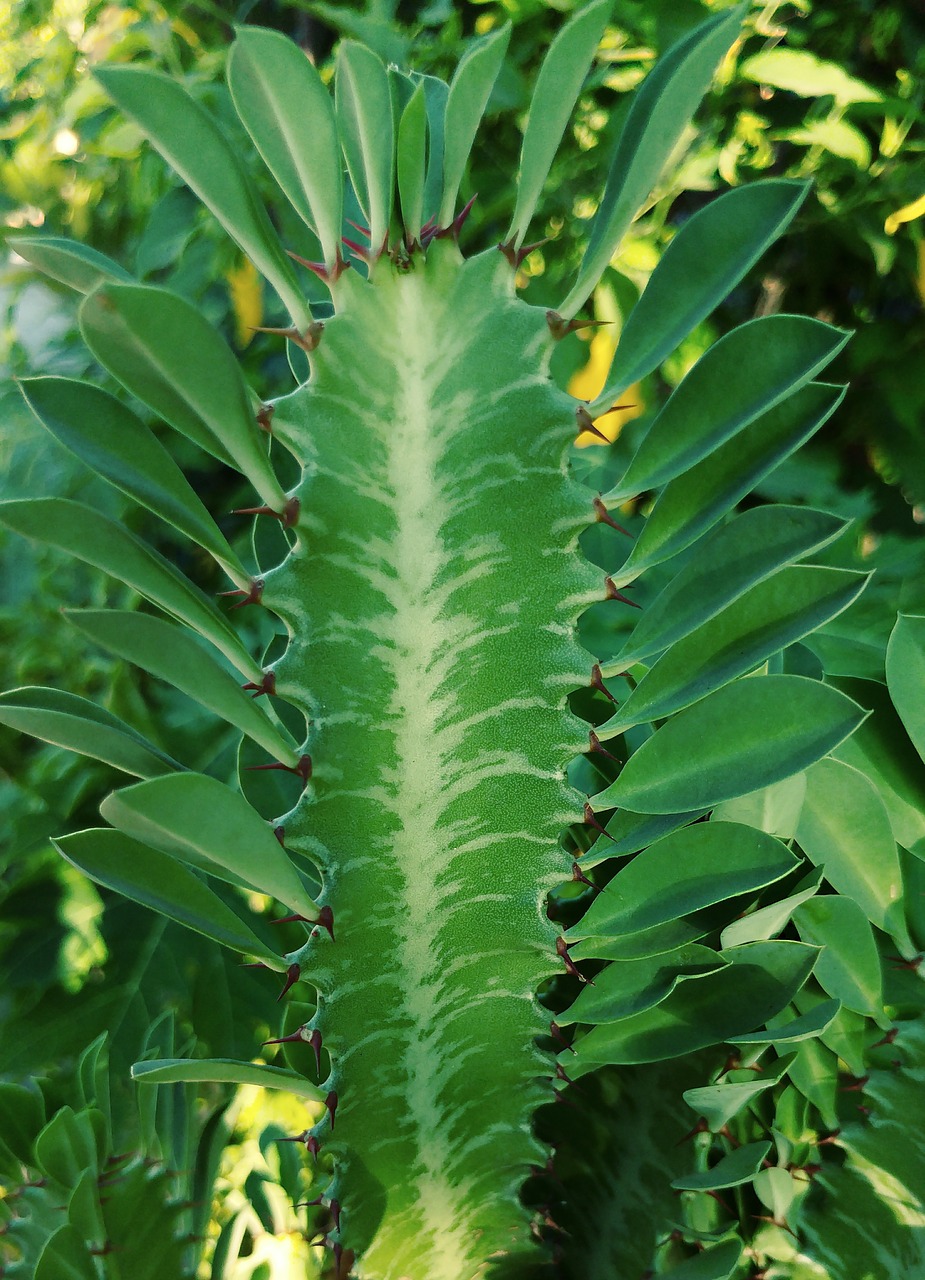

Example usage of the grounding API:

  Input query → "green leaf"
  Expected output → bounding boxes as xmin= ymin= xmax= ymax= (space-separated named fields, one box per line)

xmin=9 ymin=234 xmax=131 ymax=292
xmin=54 ymin=828 xmax=284 ymax=968
xmin=683 ymin=1055 xmax=797 ymax=1130
xmin=713 ymin=773 xmax=808 ymax=841
xmin=93 ymin=65 xmax=311 ymax=327
xmin=796 ymin=757 xmax=910 ymax=945
xmin=593 ymin=181 xmax=810 ymax=401
xmin=439 ymin=25 xmax=511 ymax=227
xmin=63 ymin=609 xmax=299 ymax=766
xmin=0 ymin=686 xmax=181 ymax=777
xmin=0 ymin=1082 xmax=45 ymax=1165
xmin=17 ymin=377 xmax=250 ymax=590
xmin=610 ymin=382 xmax=847 ymax=587
xmin=672 ymin=1140 xmax=771 ymax=1191
xmin=753 ymin=1165 xmax=800 ymax=1223
xmin=598 ymin=567 xmax=867 ymax=738
xmin=420 ymin=74 xmax=449 ymax=222
xmin=567 ymin=822 xmax=799 ymax=938
xmin=79 ymin=284 xmax=288 ymax=510
xmin=559 ymin=5 xmax=746 ymax=318
xmin=559 ymin=944 xmax=728 ymax=1026
xmin=397 ymin=83 xmax=427 ymax=244
xmin=780 ymin=119 xmax=872 ymax=169
xmin=595 ymin=676 xmax=866 ymax=815
xmin=659 ymin=1240 xmax=743 ymax=1280
xmin=131 ymin=1057 xmax=323 ymax=1104
xmin=886 ymin=615 xmax=925 ymax=767
xmin=720 ymin=869 xmax=822 ymax=948
xmin=601 ymin=317 xmax=850 ymax=504
xmin=577 ymin=807 xmax=705 ymax=869
xmin=570 ymin=916 xmax=715 ymax=962
xmin=100 ymin=772 xmax=319 ymax=922
xmin=570 ymin=940 xmax=818 ymax=1070
xmin=606 ymin=505 xmax=848 ymax=672
xmin=335 ymin=41 xmax=394 ymax=249
xmin=506 ymin=0 xmax=611 ymax=249
xmin=740 ymin=48 xmax=882 ymax=105
xmin=34 ymin=1106 xmax=99 ymax=1185
xmin=728 ymin=997 xmax=840 ymax=1044
xmin=228 ymin=26 xmax=343 ymax=272
xmin=794 ymin=896 xmax=884 ymax=1019
xmin=0 ymin=498 xmax=262 ymax=680
xmin=35 ymin=1226 xmax=99 ymax=1280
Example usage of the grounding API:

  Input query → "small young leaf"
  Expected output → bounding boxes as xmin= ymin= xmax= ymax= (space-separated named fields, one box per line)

xmin=0 ymin=687 xmax=180 ymax=777
xmin=506 ymin=0 xmax=611 ymax=249
xmin=886 ymin=614 xmax=925 ymax=766
xmin=672 ymin=1140 xmax=771 ymax=1192
xmin=397 ymin=83 xmax=427 ymax=244
xmin=720 ymin=869 xmax=823 ymax=948
xmin=658 ymin=1240 xmax=743 ymax=1280
xmin=0 ymin=498 xmax=262 ymax=680
xmin=794 ymin=896 xmax=884 ymax=1019
xmin=598 ymin=676 xmax=866 ymax=814
xmin=100 ymin=773 xmax=319 ymax=922
xmin=336 ymin=41 xmax=394 ymax=248
xmin=228 ymin=26 xmax=343 ymax=272
xmin=601 ymin=317 xmax=850 ymax=504
xmin=608 ymin=505 xmax=849 ymax=671
xmin=593 ymin=180 xmax=811 ymax=402
xmin=79 ymin=284 xmax=288 ymax=510
xmin=577 ymin=807 xmax=705 ymax=869
xmin=610 ymin=382 xmax=846 ymax=587
xmin=683 ymin=1054 xmax=797 ymax=1130
xmin=560 ymin=944 xmax=728 ymax=1026
xmin=597 ymin=566 xmax=869 ymax=737
xmin=569 ymin=916 xmax=714 ymax=962
xmin=728 ymin=997 xmax=840 ymax=1044
xmin=439 ymin=25 xmax=511 ymax=227
xmin=559 ymin=5 xmax=746 ymax=318
xmin=18 ymin=377 xmax=249 ymax=589
xmin=54 ymin=828 xmax=284 ymax=967
xmin=796 ymin=757 xmax=909 ymax=945
xmin=9 ymin=235 xmax=131 ymax=292
xmin=64 ymin=609 xmax=299 ymax=766
xmin=132 ymin=1058 xmax=323 ymax=1104
xmin=568 ymin=822 xmax=799 ymax=939
xmin=93 ymin=65 xmax=311 ymax=327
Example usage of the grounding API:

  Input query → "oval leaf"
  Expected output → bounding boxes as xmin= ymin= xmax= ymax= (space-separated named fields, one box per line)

xmin=397 ymin=82 xmax=427 ymax=244
xmin=886 ymin=614 xmax=925 ymax=766
xmin=439 ymin=25 xmax=511 ymax=227
xmin=10 ymin=235 xmax=131 ymax=292
xmin=683 ymin=1053 xmax=797 ymax=1130
xmin=598 ymin=676 xmax=866 ymax=815
xmin=672 ymin=1140 xmax=771 ymax=1192
xmin=560 ymin=944 xmax=728 ymax=1026
xmin=335 ymin=41 xmax=394 ymax=247
xmin=131 ymin=1058 xmax=322 ymax=1104
xmin=794 ymin=896 xmax=884 ymax=1018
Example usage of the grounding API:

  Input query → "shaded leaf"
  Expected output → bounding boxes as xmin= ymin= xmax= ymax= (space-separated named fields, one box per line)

xmin=794 ymin=896 xmax=884 ymax=1019
xmin=560 ymin=944 xmax=728 ymax=1026
xmin=131 ymin=1057 xmax=323 ymax=1104
xmin=683 ymin=1054 xmax=797 ymax=1130
xmin=672 ymin=1140 xmax=771 ymax=1191
xmin=439 ymin=25 xmax=511 ymax=226
xmin=397 ymin=83 xmax=427 ymax=244
xmin=335 ymin=41 xmax=393 ymax=247
xmin=886 ymin=615 xmax=925 ymax=767
xmin=10 ymin=235 xmax=131 ymax=292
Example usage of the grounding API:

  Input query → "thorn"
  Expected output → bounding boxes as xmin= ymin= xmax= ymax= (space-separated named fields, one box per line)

xmin=277 ymin=962 xmax=302 ymax=1001
xmin=242 ymin=670 xmax=277 ymax=698
xmin=872 ymin=1027 xmax=899 ymax=1048
xmin=329 ymin=1198 xmax=342 ymax=1232
xmin=245 ymin=754 xmax=312 ymax=786
xmin=271 ymin=912 xmax=308 ymax=925
xmin=549 ymin=1020 xmax=576 ymax=1055
xmin=583 ymin=801 xmax=614 ymax=842
xmin=306 ymin=1136 xmax=320 ymax=1161
xmin=592 ymin=495 xmax=632 ymax=537
xmin=273 ymin=825 xmax=286 ymax=845
xmin=436 ymin=192 xmax=478 ymax=240
xmin=676 ymin=1117 xmax=710 ymax=1146
xmin=262 ymin=1024 xmax=311 ymax=1048
xmin=345 ymin=219 xmax=370 ymax=239
xmin=553 ymin=1087 xmax=581 ymax=1112
xmin=545 ymin=310 xmax=614 ymax=340
xmin=556 ymin=934 xmax=591 ymax=983
xmin=279 ymin=1129 xmax=311 ymax=1145
xmin=889 ymin=954 xmax=922 ymax=970
xmin=257 ymin=403 xmax=274 ymax=433
xmin=286 ymin=248 xmax=350 ymax=284
xmin=817 ymin=1129 xmax=841 ymax=1146
xmin=342 ymin=236 xmax=372 ymax=262
xmin=251 ymin=322 xmax=325 ymax=352
xmin=218 ymin=577 xmax=264 ymax=609
xmin=791 ymin=1163 xmax=822 ymax=1182
xmin=498 ymin=237 xmax=549 ymax=269
xmin=590 ymin=663 xmax=617 ymax=703
xmin=241 ymin=960 xmax=269 ymax=969
xmin=720 ymin=1053 xmax=763 ymax=1076
xmin=575 ymin=404 xmax=609 ymax=441
xmin=571 ymin=861 xmax=597 ymax=890
xmin=838 ymin=1073 xmax=869 ymax=1092
xmin=232 ymin=495 xmax=300 ymax=528
xmin=314 ymin=903 xmax=335 ymax=942
xmin=324 ymin=1090 xmax=338 ymax=1131
xmin=309 ymin=1029 xmax=324 ymax=1075
xmin=588 ymin=729 xmax=617 ymax=760
xmin=604 ymin=577 xmax=641 ymax=607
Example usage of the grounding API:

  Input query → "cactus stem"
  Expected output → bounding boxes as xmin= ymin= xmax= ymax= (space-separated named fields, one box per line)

xmin=498 ymin=238 xmax=549 ymax=270
xmin=242 ymin=670 xmax=277 ymax=698
xmin=256 ymin=403 xmax=274 ymax=433
xmin=592 ymin=495 xmax=632 ymax=536
xmin=251 ymin=322 xmax=325 ymax=352
xmin=590 ymin=663 xmax=618 ymax=703
xmin=245 ymin=754 xmax=312 ymax=786
xmin=218 ymin=577 xmax=264 ymax=608
xmin=556 ymin=934 xmax=591 ymax=984
xmin=575 ymin=405 xmax=609 ymax=442
xmin=604 ymin=577 xmax=640 ymax=608
xmin=324 ymin=1090 xmax=339 ymax=1131
xmin=277 ymin=961 xmax=302 ymax=1001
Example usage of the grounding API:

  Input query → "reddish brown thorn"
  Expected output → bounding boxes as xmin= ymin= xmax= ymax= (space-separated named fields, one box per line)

xmin=604 ymin=577 xmax=641 ymax=608
xmin=286 ymin=248 xmax=350 ymax=284
xmin=872 ymin=1026 xmax=899 ymax=1048
xmin=545 ymin=310 xmax=614 ymax=340
xmin=792 ymin=1163 xmax=822 ymax=1182
xmin=277 ymin=962 xmax=301 ymax=1001
xmin=857 ymin=1103 xmax=873 ymax=1118
xmin=272 ymin=912 xmax=308 ymax=925
xmin=498 ymin=237 xmax=549 ymax=269
xmin=219 ymin=578 xmax=264 ymax=609
xmin=436 ymin=192 xmax=478 ymax=241
xmin=329 ymin=1198 xmax=342 ymax=1232
xmin=575 ymin=404 xmax=609 ymax=442
xmin=89 ymin=1242 xmax=120 ymax=1257
xmin=556 ymin=934 xmax=591 ymax=984
xmin=342 ymin=236 xmax=372 ymax=262
xmin=273 ymin=825 xmax=286 ymax=846
xmin=315 ymin=904 xmax=335 ymax=942
xmin=588 ymin=729 xmax=617 ymax=760
xmin=242 ymin=670 xmax=277 ymax=699
xmin=324 ymin=1090 xmax=338 ymax=1131
xmin=241 ymin=961 xmax=269 ymax=969
xmin=549 ymin=1020 xmax=576 ymax=1055
xmin=251 ymin=321 xmax=325 ymax=352
xmin=598 ymin=402 xmax=636 ymax=418
xmin=309 ymin=1029 xmax=324 ymax=1075
xmin=592 ymin=495 xmax=632 ymax=537
xmin=703 ymin=1189 xmax=734 ymax=1215
xmin=590 ymin=663 xmax=617 ymax=703
xmin=263 ymin=1027 xmax=310 ymax=1048
xmin=300 ymin=1194 xmax=325 ymax=1207
xmin=817 ymin=1129 xmax=842 ymax=1146
xmin=278 ymin=1129 xmax=311 ymax=1145
xmin=838 ymin=1073 xmax=869 ymax=1092
xmin=306 ymin=1136 xmax=320 ymax=1161
xmin=571 ymin=861 xmax=596 ymax=890
xmin=345 ymin=219 xmax=370 ymax=238
xmin=720 ymin=1053 xmax=763 ymax=1076
xmin=676 ymin=1117 xmax=709 ymax=1146
xmin=583 ymin=802 xmax=614 ymax=842
xmin=257 ymin=403 xmax=274 ymax=433
xmin=232 ymin=495 xmax=300 ymax=528
xmin=245 ymin=754 xmax=312 ymax=786
xmin=890 ymin=954 xmax=922 ymax=971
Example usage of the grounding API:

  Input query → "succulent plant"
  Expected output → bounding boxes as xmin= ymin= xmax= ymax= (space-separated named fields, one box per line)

xmin=4 ymin=4 xmax=925 ymax=1278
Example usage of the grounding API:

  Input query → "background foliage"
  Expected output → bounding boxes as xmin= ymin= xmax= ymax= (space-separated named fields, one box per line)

xmin=1 ymin=0 xmax=923 ymax=1275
